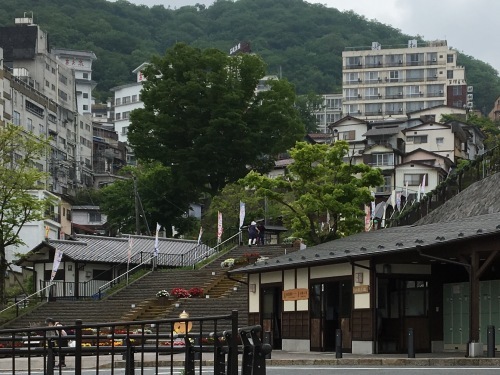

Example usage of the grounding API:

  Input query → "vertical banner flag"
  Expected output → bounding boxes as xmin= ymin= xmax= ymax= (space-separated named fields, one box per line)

xmin=50 ymin=248 xmax=64 ymax=282
xmin=154 ymin=222 xmax=160 ymax=257
xmin=390 ymin=190 xmax=396 ymax=209
xmin=405 ymin=181 xmax=408 ymax=198
xmin=217 ymin=211 xmax=223 ymax=243
xmin=421 ymin=174 xmax=426 ymax=196
xmin=396 ymin=192 xmax=402 ymax=211
xmin=239 ymin=201 xmax=246 ymax=230
xmin=127 ymin=235 xmax=133 ymax=264
xmin=370 ymin=191 xmax=376 ymax=219
xmin=197 ymin=226 xmax=203 ymax=245
xmin=417 ymin=183 xmax=422 ymax=202
xmin=364 ymin=205 xmax=371 ymax=232
xmin=381 ymin=202 xmax=387 ymax=228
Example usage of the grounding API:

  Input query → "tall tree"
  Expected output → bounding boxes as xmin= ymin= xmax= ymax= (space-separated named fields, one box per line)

xmin=239 ymin=141 xmax=383 ymax=245
xmin=295 ymin=92 xmax=324 ymax=133
xmin=0 ymin=124 xmax=51 ymax=303
xmin=99 ymin=162 xmax=198 ymax=236
xmin=128 ymin=43 xmax=304 ymax=198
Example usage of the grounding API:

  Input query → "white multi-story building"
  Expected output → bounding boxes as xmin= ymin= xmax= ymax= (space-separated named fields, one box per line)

xmin=313 ymin=94 xmax=343 ymax=133
xmin=342 ymin=40 xmax=468 ymax=120
xmin=51 ymin=48 xmax=97 ymax=115
xmin=111 ymin=63 xmax=148 ymax=165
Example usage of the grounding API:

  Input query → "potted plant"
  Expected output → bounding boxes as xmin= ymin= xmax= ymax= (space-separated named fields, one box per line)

xmin=220 ymin=258 xmax=235 ymax=268
xmin=243 ymin=251 xmax=260 ymax=264
xmin=156 ymin=289 xmax=170 ymax=305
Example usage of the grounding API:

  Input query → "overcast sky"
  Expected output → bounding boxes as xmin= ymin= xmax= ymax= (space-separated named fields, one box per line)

xmin=116 ymin=0 xmax=500 ymax=74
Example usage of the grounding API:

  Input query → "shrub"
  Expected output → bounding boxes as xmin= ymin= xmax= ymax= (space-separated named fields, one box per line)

xmin=188 ymin=287 xmax=204 ymax=297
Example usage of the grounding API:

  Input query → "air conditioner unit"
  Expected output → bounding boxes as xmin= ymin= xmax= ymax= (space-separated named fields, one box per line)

xmin=467 ymin=94 xmax=473 ymax=101
xmin=434 ymin=74 xmax=438 ymax=78
xmin=378 ymin=93 xmax=382 ymax=97
xmin=399 ymin=108 xmax=403 ymax=112
xmin=378 ymin=61 xmax=382 ymax=65
xmin=398 ymin=60 xmax=403 ymax=64
xmin=467 ymin=86 xmax=473 ymax=93
xmin=467 ymin=102 xmax=473 ymax=108
xmin=378 ymin=109 xmax=382 ymax=113
xmin=378 ymin=77 xmax=382 ymax=81
xmin=439 ymin=90 xmax=444 ymax=94
xmin=385 ymin=77 xmax=389 ymax=81
xmin=358 ymin=94 xmax=362 ymax=98
xmin=432 ymin=58 xmax=437 ymax=62
xmin=357 ymin=110 xmax=362 ymax=114
xmin=398 ymin=92 xmax=403 ymax=96
xmin=358 ymin=78 xmax=362 ymax=82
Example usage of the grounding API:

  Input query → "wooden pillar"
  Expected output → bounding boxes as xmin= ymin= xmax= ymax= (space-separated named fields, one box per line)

xmin=469 ymin=251 xmax=480 ymax=342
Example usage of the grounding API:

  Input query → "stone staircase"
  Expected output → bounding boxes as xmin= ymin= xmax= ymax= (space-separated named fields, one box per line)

xmin=3 ymin=244 xmax=297 ymax=331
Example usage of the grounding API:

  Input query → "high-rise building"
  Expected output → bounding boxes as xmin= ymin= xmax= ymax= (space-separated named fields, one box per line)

xmin=342 ymin=40 xmax=467 ymax=120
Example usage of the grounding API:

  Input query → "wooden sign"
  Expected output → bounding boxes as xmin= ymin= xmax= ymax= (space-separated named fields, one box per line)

xmin=353 ymin=285 xmax=370 ymax=294
xmin=282 ymin=288 xmax=309 ymax=301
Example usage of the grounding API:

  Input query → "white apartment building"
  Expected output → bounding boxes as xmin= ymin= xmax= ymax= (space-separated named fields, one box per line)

xmin=111 ymin=62 xmax=148 ymax=165
xmin=51 ymin=48 xmax=97 ymax=115
xmin=0 ymin=18 xmax=94 ymax=196
xmin=313 ymin=94 xmax=343 ymax=133
xmin=342 ymin=40 xmax=468 ymax=120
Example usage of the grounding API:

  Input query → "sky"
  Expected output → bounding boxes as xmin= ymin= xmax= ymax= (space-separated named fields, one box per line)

xmin=117 ymin=0 xmax=500 ymax=74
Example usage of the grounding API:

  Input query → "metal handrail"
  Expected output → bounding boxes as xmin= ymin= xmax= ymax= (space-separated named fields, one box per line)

xmin=0 ymin=283 xmax=54 ymax=315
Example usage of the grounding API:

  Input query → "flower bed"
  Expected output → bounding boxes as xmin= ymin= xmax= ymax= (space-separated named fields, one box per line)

xmin=170 ymin=288 xmax=191 ymax=298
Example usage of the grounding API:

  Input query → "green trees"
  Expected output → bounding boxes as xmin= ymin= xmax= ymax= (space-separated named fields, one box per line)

xmin=0 ymin=124 xmax=52 ymax=302
xmin=99 ymin=162 xmax=197 ymax=236
xmin=239 ymin=141 xmax=383 ymax=245
xmin=128 ymin=43 xmax=304 ymax=198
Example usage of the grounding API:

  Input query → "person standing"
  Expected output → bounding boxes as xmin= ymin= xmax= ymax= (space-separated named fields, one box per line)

xmin=46 ymin=317 xmax=67 ymax=368
xmin=248 ymin=221 xmax=258 ymax=247
xmin=257 ymin=222 xmax=266 ymax=246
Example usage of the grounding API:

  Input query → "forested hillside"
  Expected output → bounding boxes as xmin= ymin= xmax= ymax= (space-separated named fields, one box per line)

xmin=1 ymin=0 xmax=499 ymax=113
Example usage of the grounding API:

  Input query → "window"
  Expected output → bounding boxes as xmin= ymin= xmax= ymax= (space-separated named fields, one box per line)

xmin=89 ymin=212 xmax=102 ymax=222
xmin=341 ymin=130 xmax=355 ymax=140
xmin=386 ymin=54 xmax=403 ymax=66
xmin=132 ymin=94 xmax=138 ymax=102
xmin=122 ymin=111 xmax=130 ymax=119
xmin=115 ymin=113 xmax=121 ymax=120
xmin=83 ymin=93 xmax=89 ymax=98
xmin=406 ymin=85 xmax=421 ymax=97
xmin=406 ymin=69 xmax=424 ymax=82
xmin=376 ymin=176 xmax=392 ymax=193
xmin=86 ymin=124 xmax=91 ymax=131
xmin=27 ymin=118 xmax=34 ymax=132
xmin=83 ymin=105 xmax=89 ymax=111
xmin=452 ymin=86 xmax=462 ymax=96
xmin=345 ymin=72 xmax=359 ymax=83
xmin=39 ymin=124 xmax=45 ymax=135
xmin=404 ymin=173 xmax=428 ymax=186
xmin=83 ymin=73 xmax=89 ymax=79
xmin=58 ymin=89 xmax=68 ymax=101
xmin=406 ymin=135 xmax=428 ymax=144
xmin=45 ymin=80 xmax=49 ymax=87
xmin=122 ymin=96 xmax=131 ymax=104
xmin=346 ymin=56 xmax=362 ymax=67
xmin=121 ymin=127 xmax=128 ymax=135
xmin=389 ymin=70 xmax=400 ymax=82
xmin=447 ymin=70 xmax=454 ymax=79
xmin=365 ymin=87 xmax=380 ymax=99
xmin=59 ymin=74 xmax=68 ymax=85
xmin=13 ymin=111 xmax=21 ymax=125
xmin=436 ymin=137 xmax=444 ymax=144
xmin=325 ymin=98 xmax=341 ymax=109
xmin=372 ymin=153 xmax=394 ymax=166
xmin=115 ymin=98 xmax=121 ymax=106
xmin=345 ymin=88 xmax=359 ymax=99
xmin=447 ymin=54 xmax=454 ymax=63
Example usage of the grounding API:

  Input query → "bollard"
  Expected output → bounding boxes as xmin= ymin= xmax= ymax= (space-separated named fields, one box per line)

xmin=263 ymin=331 xmax=272 ymax=359
xmin=407 ymin=328 xmax=415 ymax=358
xmin=335 ymin=329 xmax=342 ymax=358
xmin=487 ymin=325 xmax=496 ymax=358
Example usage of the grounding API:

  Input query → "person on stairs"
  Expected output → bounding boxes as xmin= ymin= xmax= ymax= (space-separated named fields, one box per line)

xmin=248 ymin=221 xmax=259 ymax=247
xmin=46 ymin=317 xmax=67 ymax=368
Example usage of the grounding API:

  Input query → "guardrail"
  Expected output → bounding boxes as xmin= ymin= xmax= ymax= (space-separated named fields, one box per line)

xmin=0 ymin=310 xmax=271 ymax=375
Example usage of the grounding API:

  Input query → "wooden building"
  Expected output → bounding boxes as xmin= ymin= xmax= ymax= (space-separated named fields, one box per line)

xmin=231 ymin=172 xmax=500 ymax=356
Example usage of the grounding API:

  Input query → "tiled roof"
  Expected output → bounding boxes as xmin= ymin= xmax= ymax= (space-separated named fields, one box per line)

xmin=363 ymin=127 xmax=401 ymax=136
xmin=20 ymin=234 xmax=211 ymax=267
xmin=415 ymin=172 xmax=500 ymax=225
xmin=231 ymin=211 xmax=500 ymax=273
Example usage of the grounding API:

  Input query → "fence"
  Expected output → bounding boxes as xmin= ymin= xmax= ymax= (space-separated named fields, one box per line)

xmin=0 ymin=310 xmax=271 ymax=375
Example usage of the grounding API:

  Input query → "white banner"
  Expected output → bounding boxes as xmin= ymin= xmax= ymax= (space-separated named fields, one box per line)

xmin=217 ymin=211 xmax=223 ymax=243
xmin=239 ymin=201 xmax=245 ymax=229
xmin=197 ymin=226 xmax=203 ymax=245
xmin=154 ymin=223 xmax=161 ymax=257
xmin=50 ymin=248 xmax=64 ymax=282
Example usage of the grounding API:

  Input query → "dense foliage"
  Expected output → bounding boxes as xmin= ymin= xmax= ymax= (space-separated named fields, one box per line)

xmin=239 ymin=141 xmax=384 ymax=244
xmin=1 ymin=0 xmax=499 ymax=112
xmin=128 ymin=43 xmax=304 ymax=197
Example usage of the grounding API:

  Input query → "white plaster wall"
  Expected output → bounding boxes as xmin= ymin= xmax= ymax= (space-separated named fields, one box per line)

xmin=310 ymin=262 xmax=351 ymax=279
xmin=283 ymin=269 xmax=296 ymax=312
xmin=261 ymin=271 xmax=282 ymax=284
xmin=248 ymin=273 xmax=260 ymax=313
xmin=296 ymin=268 xmax=309 ymax=311
xmin=353 ymin=260 xmax=371 ymax=309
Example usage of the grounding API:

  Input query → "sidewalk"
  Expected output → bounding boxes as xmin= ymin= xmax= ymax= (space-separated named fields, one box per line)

xmin=1 ymin=350 xmax=500 ymax=371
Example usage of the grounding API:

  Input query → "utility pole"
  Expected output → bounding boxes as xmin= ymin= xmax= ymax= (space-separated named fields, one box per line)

xmin=134 ymin=176 xmax=140 ymax=235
